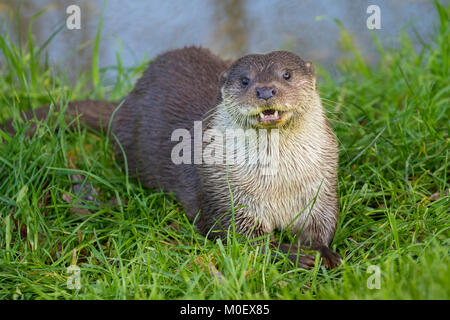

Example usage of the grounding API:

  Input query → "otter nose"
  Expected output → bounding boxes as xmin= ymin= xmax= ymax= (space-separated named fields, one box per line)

xmin=255 ymin=86 xmax=278 ymax=100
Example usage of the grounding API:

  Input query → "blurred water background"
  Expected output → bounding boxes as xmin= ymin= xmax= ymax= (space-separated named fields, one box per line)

xmin=0 ymin=0 xmax=446 ymax=83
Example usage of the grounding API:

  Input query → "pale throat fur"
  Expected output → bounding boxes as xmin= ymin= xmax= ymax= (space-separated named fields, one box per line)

xmin=200 ymin=84 xmax=338 ymax=243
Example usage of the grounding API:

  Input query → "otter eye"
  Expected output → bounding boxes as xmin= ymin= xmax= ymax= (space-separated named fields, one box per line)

xmin=240 ymin=76 xmax=250 ymax=87
xmin=283 ymin=71 xmax=291 ymax=81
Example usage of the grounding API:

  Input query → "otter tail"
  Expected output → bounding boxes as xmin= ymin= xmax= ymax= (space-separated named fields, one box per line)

xmin=2 ymin=100 xmax=117 ymax=136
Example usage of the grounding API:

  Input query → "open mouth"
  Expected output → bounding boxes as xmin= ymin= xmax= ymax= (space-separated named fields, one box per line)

xmin=257 ymin=109 xmax=283 ymax=124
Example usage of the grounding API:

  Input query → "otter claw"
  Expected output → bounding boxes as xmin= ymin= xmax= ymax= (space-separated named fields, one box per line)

xmin=318 ymin=246 xmax=342 ymax=269
xmin=288 ymin=253 xmax=316 ymax=270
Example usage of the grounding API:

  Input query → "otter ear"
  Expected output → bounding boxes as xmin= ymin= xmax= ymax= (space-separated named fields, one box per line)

xmin=305 ymin=61 xmax=314 ymax=75
xmin=219 ymin=70 xmax=228 ymax=87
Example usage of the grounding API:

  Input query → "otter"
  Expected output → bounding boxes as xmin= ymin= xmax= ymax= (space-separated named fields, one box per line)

xmin=3 ymin=47 xmax=341 ymax=269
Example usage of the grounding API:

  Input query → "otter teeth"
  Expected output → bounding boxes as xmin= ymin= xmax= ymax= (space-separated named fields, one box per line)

xmin=258 ymin=110 xmax=282 ymax=122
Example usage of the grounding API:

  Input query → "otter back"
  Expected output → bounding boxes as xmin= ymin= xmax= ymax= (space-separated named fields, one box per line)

xmin=112 ymin=47 xmax=229 ymax=219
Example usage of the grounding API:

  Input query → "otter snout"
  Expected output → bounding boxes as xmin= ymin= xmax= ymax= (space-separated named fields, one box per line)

xmin=255 ymin=86 xmax=278 ymax=100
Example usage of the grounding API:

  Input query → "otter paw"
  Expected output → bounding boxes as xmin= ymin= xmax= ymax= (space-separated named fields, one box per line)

xmin=287 ymin=253 xmax=317 ymax=270
xmin=277 ymin=243 xmax=317 ymax=270
xmin=319 ymin=247 xmax=342 ymax=269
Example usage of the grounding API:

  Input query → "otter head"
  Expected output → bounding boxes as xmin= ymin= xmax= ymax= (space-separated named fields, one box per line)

xmin=219 ymin=51 xmax=316 ymax=129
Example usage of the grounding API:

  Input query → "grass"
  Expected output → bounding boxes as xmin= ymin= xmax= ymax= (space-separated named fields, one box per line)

xmin=0 ymin=3 xmax=449 ymax=300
